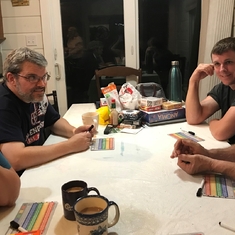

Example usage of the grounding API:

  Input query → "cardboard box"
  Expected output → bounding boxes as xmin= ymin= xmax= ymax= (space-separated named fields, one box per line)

xmin=140 ymin=107 xmax=185 ymax=123
xmin=140 ymin=97 xmax=163 ymax=107
xmin=162 ymin=101 xmax=182 ymax=110
xmin=139 ymin=105 xmax=162 ymax=112
xmin=100 ymin=98 xmax=108 ymax=106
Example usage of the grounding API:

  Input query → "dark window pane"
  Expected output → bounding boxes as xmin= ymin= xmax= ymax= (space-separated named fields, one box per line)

xmin=139 ymin=0 xmax=201 ymax=99
xmin=60 ymin=0 xmax=124 ymax=106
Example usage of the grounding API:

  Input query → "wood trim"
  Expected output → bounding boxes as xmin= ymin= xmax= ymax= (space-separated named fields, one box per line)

xmin=0 ymin=2 xmax=5 ymax=43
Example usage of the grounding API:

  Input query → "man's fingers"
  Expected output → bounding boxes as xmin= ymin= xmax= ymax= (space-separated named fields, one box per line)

xmin=178 ymin=154 xmax=192 ymax=163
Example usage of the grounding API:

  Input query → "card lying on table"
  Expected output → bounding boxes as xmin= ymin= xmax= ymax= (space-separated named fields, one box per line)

xmin=169 ymin=233 xmax=204 ymax=235
xmin=10 ymin=231 xmax=40 ymax=235
xmin=120 ymin=127 xmax=143 ymax=134
xmin=6 ymin=202 xmax=57 ymax=235
xmin=90 ymin=138 xmax=115 ymax=150
xmin=203 ymin=174 xmax=235 ymax=198
xmin=169 ymin=131 xmax=204 ymax=142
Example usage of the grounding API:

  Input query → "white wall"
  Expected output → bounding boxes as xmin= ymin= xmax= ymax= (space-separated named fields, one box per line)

xmin=0 ymin=0 xmax=61 ymax=101
xmin=1 ymin=0 xmax=43 ymax=61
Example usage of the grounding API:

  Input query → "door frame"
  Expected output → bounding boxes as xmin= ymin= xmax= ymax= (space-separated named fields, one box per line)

xmin=40 ymin=0 xmax=68 ymax=116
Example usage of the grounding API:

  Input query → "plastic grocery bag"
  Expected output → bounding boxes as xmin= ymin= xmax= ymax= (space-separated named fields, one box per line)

xmin=136 ymin=82 xmax=166 ymax=100
xmin=119 ymin=83 xmax=141 ymax=109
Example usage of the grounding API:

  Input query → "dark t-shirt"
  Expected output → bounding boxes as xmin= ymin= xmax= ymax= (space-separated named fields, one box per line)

xmin=207 ymin=82 xmax=235 ymax=144
xmin=0 ymin=83 xmax=60 ymax=174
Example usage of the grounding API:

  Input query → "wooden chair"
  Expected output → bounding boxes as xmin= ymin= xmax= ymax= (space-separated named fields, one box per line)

xmin=44 ymin=90 xmax=59 ymax=142
xmin=46 ymin=90 xmax=59 ymax=113
xmin=95 ymin=66 xmax=142 ymax=98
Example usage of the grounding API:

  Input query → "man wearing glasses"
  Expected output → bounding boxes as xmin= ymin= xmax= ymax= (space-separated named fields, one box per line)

xmin=0 ymin=47 xmax=95 ymax=176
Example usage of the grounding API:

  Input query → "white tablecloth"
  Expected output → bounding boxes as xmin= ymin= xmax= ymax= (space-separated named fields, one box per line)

xmin=0 ymin=103 xmax=234 ymax=235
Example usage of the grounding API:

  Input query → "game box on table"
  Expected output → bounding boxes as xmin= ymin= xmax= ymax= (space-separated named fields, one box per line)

xmin=140 ymin=107 xmax=185 ymax=123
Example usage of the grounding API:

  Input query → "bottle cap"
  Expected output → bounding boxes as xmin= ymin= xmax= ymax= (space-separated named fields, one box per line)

xmin=111 ymin=99 xmax=116 ymax=108
xmin=171 ymin=61 xmax=179 ymax=65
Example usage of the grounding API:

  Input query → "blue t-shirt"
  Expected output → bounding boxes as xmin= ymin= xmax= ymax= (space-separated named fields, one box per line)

xmin=0 ymin=152 xmax=11 ymax=169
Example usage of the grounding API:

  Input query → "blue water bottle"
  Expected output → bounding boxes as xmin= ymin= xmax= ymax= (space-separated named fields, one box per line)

xmin=168 ymin=61 xmax=182 ymax=101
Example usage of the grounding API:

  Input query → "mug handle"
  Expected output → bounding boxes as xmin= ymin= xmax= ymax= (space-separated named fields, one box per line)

xmin=87 ymin=187 xmax=100 ymax=195
xmin=107 ymin=201 xmax=120 ymax=228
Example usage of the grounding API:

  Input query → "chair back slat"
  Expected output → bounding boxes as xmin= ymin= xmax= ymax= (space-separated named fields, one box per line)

xmin=46 ymin=90 xmax=59 ymax=113
xmin=95 ymin=66 xmax=142 ymax=98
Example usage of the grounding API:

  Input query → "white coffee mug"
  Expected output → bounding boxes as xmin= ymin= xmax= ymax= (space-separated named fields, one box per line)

xmin=74 ymin=195 xmax=120 ymax=235
xmin=82 ymin=112 xmax=99 ymax=131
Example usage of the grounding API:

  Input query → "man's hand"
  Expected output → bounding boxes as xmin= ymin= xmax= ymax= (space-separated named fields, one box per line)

xmin=68 ymin=132 xmax=92 ymax=153
xmin=177 ymin=154 xmax=213 ymax=175
xmin=190 ymin=63 xmax=214 ymax=81
xmin=73 ymin=125 xmax=96 ymax=137
xmin=171 ymin=139 xmax=209 ymax=158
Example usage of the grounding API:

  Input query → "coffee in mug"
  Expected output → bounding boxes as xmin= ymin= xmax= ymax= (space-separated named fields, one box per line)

xmin=80 ymin=206 xmax=103 ymax=214
xmin=61 ymin=180 xmax=100 ymax=221
xmin=66 ymin=186 xmax=84 ymax=193
xmin=74 ymin=195 xmax=120 ymax=235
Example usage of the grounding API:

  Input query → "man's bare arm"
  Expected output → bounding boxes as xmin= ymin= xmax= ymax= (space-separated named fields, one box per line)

xmin=1 ymin=131 xmax=92 ymax=171
xmin=50 ymin=118 xmax=75 ymax=138
xmin=208 ymin=144 xmax=235 ymax=162
xmin=0 ymin=166 xmax=20 ymax=206
xmin=209 ymin=106 xmax=235 ymax=141
xmin=50 ymin=118 xmax=95 ymax=138
xmin=177 ymin=154 xmax=235 ymax=180
xmin=186 ymin=63 xmax=218 ymax=124
xmin=210 ymin=159 xmax=235 ymax=180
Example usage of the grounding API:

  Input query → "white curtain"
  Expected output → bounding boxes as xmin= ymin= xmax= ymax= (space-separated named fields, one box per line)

xmin=198 ymin=0 xmax=235 ymax=122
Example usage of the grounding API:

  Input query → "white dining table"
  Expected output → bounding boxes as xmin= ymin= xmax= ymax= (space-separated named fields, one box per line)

xmin=0 ymin=103 xmax=234 ymax=235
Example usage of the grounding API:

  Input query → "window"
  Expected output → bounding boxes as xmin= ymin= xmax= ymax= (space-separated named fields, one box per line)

xmin=59 ymin=0 xmax=200 ymax=105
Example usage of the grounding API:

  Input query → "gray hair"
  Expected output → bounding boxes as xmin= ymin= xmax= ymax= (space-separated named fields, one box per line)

xmin=3 ymin=47 xmax=48 ymax=82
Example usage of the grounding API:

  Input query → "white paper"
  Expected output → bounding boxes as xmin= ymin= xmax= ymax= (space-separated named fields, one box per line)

xmin=120 ymin=127 xmax=143 ymax=134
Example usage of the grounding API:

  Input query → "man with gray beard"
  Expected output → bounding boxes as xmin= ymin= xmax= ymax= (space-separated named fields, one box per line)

xmin=0 ymin=48 xmax=95 ymax=176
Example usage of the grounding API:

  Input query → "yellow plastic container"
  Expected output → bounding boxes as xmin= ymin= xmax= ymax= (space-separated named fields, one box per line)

xmin=96 ymin=106 xmax=110 ymax=125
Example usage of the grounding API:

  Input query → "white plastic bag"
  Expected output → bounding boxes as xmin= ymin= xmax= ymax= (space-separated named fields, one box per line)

xmin=119 ymin=83 xmax=141 ymax=110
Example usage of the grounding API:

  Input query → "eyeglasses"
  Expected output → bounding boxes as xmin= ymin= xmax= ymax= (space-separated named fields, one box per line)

xmin=16 ymin=73 xmax=50 ymax=83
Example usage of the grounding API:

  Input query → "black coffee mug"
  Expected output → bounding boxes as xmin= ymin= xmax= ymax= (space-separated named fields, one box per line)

xmin=61 ymin=180 xmax=100 ymax=221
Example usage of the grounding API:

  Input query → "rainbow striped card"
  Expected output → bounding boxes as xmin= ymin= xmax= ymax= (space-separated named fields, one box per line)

xmin=169 ymin=131 xmax=204 ymax=142
xmin=6 ymin=202 xmax=57 ymax=235
xmin=90 ymin=138 xmax=115 ymax=151
xmin=203 ymin=175 xmax=235 ymax=198
xmin=10 ymin=232 xmax=40 ymax=235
